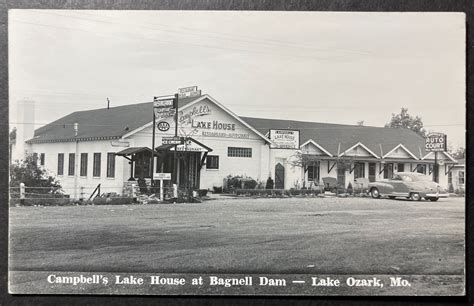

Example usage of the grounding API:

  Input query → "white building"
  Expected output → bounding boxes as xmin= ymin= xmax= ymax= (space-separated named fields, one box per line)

xmin=20 ymin=92 xmax=458 ymax=199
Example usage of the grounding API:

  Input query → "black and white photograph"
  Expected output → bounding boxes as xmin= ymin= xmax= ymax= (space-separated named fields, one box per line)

xmin=7 ymin=10 xmax=466 ymax=296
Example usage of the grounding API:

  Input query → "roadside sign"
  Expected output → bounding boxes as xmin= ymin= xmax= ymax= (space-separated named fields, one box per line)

xmin=162 ymin=136 xmax=183 ymax=145
xmin=178 ymin=86 xmax=201 ymax=99
xmin=153 ymin=172 xmax=172 ymax=180
xmin=425 ymin=133 xmax=447 ymax=152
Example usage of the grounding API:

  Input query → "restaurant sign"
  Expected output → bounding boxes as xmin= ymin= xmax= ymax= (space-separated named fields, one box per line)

xmin=269 ymin=129 xmax=300 ymax=149
xmin=425 ymin=132 xmax=447 ymax=152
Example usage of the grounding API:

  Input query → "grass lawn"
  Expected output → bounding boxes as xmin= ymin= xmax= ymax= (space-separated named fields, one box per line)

xmin=9 ymin=197 xmax=465 ymax=275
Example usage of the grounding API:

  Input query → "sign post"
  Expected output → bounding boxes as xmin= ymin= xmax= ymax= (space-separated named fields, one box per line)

xmin=152 ymin=96 xmax=176 ymax=189
xmin=153 ymin=173 xmax=172 ymax=201
xmin=425 ymin=132 xmax=447 ymax=183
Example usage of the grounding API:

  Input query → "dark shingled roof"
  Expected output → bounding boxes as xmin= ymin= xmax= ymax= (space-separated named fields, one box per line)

xmin=27 ymin=96 xmax=200 ymax=143
xmin=240 ymin=117 xmax=428 ymax=158
xmin=28 ymin=94 xmax=428 ymax=158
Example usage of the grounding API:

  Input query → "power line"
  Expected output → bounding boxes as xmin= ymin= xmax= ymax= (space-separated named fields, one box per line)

xmin=9 ymin=19 xmax=340 ymax=63
xmin=30 ymin=9 xmax=374 ymax=56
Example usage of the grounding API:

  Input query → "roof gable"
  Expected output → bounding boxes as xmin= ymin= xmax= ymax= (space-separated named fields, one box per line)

xmin=300 ymin=140 xmax=332 ymax=156
xmin=339 ymin=142 xmax=379 ymax=158
xmin=124 ymin=95 xmax=272 ymax=144
xmin=383 ymin=144 xmax=418 ymax=160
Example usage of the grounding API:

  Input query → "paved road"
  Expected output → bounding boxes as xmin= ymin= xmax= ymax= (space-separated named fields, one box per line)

xmin=9 ymin=196 xmax=464 ymax=275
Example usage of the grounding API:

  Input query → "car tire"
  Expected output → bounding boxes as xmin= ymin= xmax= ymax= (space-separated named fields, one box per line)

xmin=370 ymin=188 xmax=380 ymax=199
xmin=388 ymin=196 xmax=396 ymax=199
xmin=410 ymin=193 xmax=421 ymax=201
xmin=427 ymin=197 xmax=439 ymax=202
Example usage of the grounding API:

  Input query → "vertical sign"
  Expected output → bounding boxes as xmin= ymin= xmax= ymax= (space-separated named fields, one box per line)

xmin=425 ymin=133 xmax=447 ymax=152
xmin=425 ymin=132 xmax=447 ymax=183
xmin=153 ymin=97 xmax=175 ymax=132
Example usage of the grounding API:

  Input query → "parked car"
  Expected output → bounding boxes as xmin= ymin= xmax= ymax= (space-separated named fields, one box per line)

xmin=368 ymin=172 xmax=448 ymax=201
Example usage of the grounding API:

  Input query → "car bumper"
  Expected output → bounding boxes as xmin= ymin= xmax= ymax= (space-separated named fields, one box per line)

xmin=424 ymin=193 xmax=449 ymax=198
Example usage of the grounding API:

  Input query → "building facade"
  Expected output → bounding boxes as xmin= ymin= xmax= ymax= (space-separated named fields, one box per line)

xmin=21 ymin=93 xmax=458 ymax=199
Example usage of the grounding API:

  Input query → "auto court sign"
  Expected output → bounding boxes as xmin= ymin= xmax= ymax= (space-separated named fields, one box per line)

xmin=425 ymin=132 xmax=447 ymax=152
xmin=269 ymin=129 xmax=300 ymax=149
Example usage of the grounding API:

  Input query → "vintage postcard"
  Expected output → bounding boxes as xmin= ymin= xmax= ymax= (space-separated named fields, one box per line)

xmin=8 ymin=10 xmax=465 ymax=295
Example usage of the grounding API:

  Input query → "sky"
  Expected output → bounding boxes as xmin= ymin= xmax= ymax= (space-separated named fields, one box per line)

xmin=9 ymin=10 xmax=466 ymax=148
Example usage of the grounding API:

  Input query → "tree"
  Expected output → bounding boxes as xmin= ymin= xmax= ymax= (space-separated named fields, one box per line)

xmin=10 ymin=154 xmax=62 ymax=194
xmin=385 ymin=108 xmax=426 ymax=137
xmin=449 ymin=146 xmax=465 ymax=160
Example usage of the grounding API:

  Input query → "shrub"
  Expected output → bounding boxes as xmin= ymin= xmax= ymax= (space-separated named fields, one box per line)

xmin=225 ymin=175 xmax=258 ymax=191
xmin=233 ymin=188 xmax=321 ymax=198
xmin=265 ymin=177 xmax=274 ymax=189
xmin=213 ymin=186 xmax=223 ymax=193
xmin=197 ymin=189 xmax=208 ymax=197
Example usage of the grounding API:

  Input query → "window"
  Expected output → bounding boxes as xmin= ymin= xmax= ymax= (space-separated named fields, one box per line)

xmin=448 ymin=171 xmax=452 ymax=184
xmin=307 ymin=162 xmax=320 ymax=182
xmin=417 ymin=164 xmax=426 ymax=174
xmin=354 ymin=162 xmax=365 ymax=179
xmin=107 ymin=153 xmax=115 ymax=178
xmin=228 ymin=147 xmax=252 ymax=158
xmin=80 ymin=153 xmax=88 ymax=176
xmin=93 ymin=153 xmax=101 ymax=177
xmin=206 ymin=155 xmax=219 ymax=169
xmin=383 ymin=163 xmax=393 ymax=179
xmin=57 ymin=153 xmax=64 ymax=175
xmin=459 ymin=171 xmax=465 ymax=185
xmin=68 ymin=153 xmax=75 ymax=176
xmin=397 ymin=163 xmax=405 ymax=172
xmin=40 ymin=153 xmax=45 ymax=166
xmin=32 ymin=153 xmax=38 ymax=164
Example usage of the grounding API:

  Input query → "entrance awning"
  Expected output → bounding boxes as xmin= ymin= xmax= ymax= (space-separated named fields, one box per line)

xmin=115 ymin=147 xmax=160 ymax=156
xmin=156 ymin=137 xmax=213 ymax=153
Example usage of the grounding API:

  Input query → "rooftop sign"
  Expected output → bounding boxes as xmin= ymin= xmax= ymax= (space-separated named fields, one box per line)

xmin=269 ymin=129 xmax=300 ymax=149
xmin=178 ymin=86 xmax=201 ymax=99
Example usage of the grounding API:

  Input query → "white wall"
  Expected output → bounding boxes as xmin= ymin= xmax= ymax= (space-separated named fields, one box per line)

xmin=29 ymin=140 xmax=128 ymax=198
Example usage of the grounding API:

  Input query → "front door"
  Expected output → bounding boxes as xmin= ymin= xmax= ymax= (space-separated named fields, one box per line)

xmin=369 ymin=163 xmax=376 ymax=182
xmin=337 ymin=167 xmax=346 ymax=188
xmin=178 ymin=152 xmax=201 ymax=189
xmin=275 ymin=163 xmax=285 ymax=189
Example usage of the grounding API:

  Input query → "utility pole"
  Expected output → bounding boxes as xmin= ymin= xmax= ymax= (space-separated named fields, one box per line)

xmin=173 ymin=93 xmax=179 ymax=185
xmin=433 ymin=151 xmax=438 ymax=182
xmin=74 ymin=123 xmax=79 ymax=200
xmin=151 ymin=107 xmax=156 ymax=190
